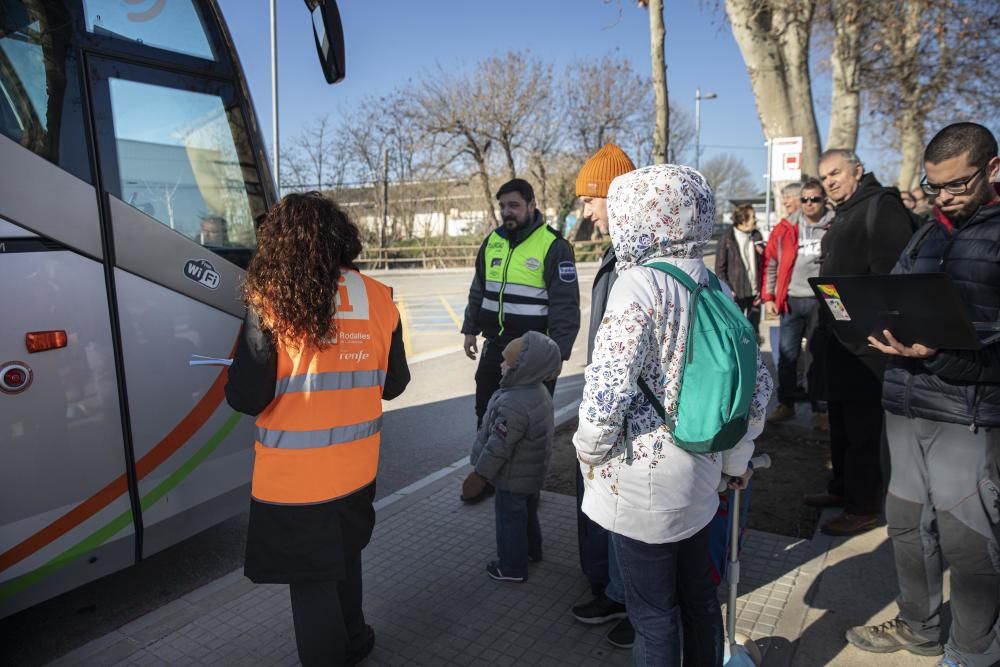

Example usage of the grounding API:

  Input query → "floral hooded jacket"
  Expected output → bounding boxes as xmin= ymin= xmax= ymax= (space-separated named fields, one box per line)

xmin=573 ymin=164 xmax=773 ymax=545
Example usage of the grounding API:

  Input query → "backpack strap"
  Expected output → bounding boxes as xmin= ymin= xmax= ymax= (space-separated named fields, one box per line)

xmin=643 ymin=260 xmax=713 ymax=291
xmin=637 ymin=377 xmax=667 ymax=423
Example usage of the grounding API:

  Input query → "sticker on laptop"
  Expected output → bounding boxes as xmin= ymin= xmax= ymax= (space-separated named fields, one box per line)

xmin=816 ymin=283 xmax=841 ymax=299
xmin=825 ymin=298 xmax=851 ymax=321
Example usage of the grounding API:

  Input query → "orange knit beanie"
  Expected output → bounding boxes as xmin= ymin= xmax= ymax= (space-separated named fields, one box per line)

xmin=576 ymin=143 xmax=636 ymax=198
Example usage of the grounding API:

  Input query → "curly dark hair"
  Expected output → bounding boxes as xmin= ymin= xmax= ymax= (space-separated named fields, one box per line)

xmin=244 ymin=192 xmax=363 ymax=348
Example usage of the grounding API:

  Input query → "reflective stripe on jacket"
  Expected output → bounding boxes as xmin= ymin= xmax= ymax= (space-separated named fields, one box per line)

xmin=480 ymin=223 xmax=557 ymax=334
xmin=251 ymin=269 xmax=399 ymax=505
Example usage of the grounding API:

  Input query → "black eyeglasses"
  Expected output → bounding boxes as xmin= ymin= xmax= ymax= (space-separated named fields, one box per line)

xmin=800 ymin=196 xmax=824 ymax=204
xmin=920 ymin=164 xmax=987 ymax=196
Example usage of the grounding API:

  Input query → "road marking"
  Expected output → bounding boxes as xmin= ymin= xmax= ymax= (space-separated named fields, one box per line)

xmin=396 ymin=297 xmax=412 ymax=357
xmin=439 ymin=295 xmax=462 ymax=328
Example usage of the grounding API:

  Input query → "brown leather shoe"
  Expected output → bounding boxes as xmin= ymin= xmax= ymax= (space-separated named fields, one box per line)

xmin=812 ymin=412 xmax=830 ymax=432
xmin=803 ymin=493 xmax=844 ymax=508
xmin=820 ymin=512 xmax=879 ymax=536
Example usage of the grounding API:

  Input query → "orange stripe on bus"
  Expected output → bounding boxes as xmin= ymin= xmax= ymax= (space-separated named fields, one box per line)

xmin=0 ymin=359 xmax=232 ymax=574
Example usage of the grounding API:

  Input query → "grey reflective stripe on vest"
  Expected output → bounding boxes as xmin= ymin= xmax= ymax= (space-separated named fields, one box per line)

xmin=481 ymin=298 xmax=548 ymax=316
xmin=485 ymin=281 xmax=548 ymax=300
xmin=275 ymin=369 xmax=387 ymax=396
xmin=257 ymin=415 xmax=383 ymax=449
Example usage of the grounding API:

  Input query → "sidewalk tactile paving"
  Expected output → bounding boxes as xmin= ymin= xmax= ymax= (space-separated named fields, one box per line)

xmin=58 ymin=478 xmax=810 ymax=666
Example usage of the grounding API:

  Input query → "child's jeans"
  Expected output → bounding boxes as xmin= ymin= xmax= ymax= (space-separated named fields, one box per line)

xmin=495 ymin=490 xmax=542 ymax=577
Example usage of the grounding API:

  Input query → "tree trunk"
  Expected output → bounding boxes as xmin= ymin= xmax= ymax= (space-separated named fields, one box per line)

xmin=896 ymin=107 xmax=924 ymax=191
xmin=726 ymin=0 xmax=798 ymax=140
xmin=503 ymin=143 xmax=517 ymax=181
xmin=648 ymin=0 xmax=669 ymax=164
xmin=772 ymin=0 xmax=821 ymax=175
xmin=726 ymin=0 xmax=820 ymax=175
xmin=826 ymin=0 xmax=862 ymax=151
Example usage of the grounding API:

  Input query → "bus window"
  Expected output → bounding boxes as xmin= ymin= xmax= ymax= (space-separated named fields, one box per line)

xmin=83 ymin=0 xmax=216 ymax=61
xmin=0 ymin=0 xmax=90 ymax=181
xmin=107 ymin=79 xmax=263 ymax=250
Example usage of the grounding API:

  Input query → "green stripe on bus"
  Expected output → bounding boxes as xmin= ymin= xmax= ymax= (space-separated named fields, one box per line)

xmin=0 ymin=412 xmax=244 ymax=601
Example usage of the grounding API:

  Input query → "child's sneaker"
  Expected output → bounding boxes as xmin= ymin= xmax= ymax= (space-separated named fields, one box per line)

xmin=486 ymin=560 xmax=525 ymax=583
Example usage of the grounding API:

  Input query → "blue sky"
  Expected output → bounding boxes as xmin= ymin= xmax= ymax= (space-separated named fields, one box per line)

xmin=217 ymin=0 xmax=845 ymax=187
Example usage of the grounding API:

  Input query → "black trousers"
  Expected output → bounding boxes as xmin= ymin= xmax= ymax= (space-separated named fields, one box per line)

xmin=827 ymin=399 xmax=885 ymax=516
xmin=288 ymin=548 xmax=366 ymax=667
xmin=475 ymin=337 xmax=556 ymax=427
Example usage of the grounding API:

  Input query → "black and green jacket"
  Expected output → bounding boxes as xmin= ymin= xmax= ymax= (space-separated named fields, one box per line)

xmin=462 ymin=211 xmax=580 ymax=360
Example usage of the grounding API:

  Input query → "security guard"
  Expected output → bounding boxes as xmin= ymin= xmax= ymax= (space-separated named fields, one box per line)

xmin=462 ymin=178 xmax=580 ymax=432
xmin=226 ymin=193 xmax=409 ymax=667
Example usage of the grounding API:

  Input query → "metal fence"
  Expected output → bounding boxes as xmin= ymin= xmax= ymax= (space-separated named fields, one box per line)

xmin=357 ymin=239 xmax=610 ymax=270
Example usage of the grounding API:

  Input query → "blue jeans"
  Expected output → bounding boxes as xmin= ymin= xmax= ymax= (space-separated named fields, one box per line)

xmin=494 ymin=490 xmax=542 ymax=577
xmin=605 ymin=534 xmax=626 ymax=604
xmin=612 ymin=525 xmax=723 ymax=666
xmin=778 ymin=296 xmax=823 ymax=410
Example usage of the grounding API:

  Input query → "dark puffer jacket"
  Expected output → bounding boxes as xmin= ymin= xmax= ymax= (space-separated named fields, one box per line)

xmin=470 ymin=331 xmax=562 ymax=493
xmin=882 ymin=197 xmax=1000 ymax=428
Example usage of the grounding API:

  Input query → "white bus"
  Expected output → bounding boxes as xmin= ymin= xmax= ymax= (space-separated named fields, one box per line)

xmin=0 ymin=0 xmax=344 ymax=617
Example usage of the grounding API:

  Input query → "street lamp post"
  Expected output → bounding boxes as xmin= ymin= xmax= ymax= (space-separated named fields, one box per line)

xmin=694 ymin=87 xmax=717 ymax=171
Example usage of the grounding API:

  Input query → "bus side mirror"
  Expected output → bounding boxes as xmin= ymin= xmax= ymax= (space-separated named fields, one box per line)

xmin=304 ymin=0 xmax=345 ymax=84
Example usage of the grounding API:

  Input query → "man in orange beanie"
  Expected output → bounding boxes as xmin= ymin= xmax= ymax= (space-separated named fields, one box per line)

xmin=570 ymin=143 xmax=636 ymax=650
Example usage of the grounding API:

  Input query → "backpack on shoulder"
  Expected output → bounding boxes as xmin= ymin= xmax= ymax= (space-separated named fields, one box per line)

xmin=636 ymin=261 xmax=759 ymax=454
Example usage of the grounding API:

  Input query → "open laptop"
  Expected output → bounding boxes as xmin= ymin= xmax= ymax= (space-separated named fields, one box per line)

xmin=808 ymin=274 xmax=991 ymax=351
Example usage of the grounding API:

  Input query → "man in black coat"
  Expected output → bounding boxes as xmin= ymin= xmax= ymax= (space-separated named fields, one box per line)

xmin=848 ymin=123 xmax=1000 ymax=664
xmin=813 ymin=149 xmax=914 ymax=536
xmin=569 ymin=143 xmax=636 ymax=650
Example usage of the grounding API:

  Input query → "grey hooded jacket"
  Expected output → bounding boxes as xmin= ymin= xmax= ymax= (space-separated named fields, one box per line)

xmin=470 ymin=331 xmax=563 ymax=494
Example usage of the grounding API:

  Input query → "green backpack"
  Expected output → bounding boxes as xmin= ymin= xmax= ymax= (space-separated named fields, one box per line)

xmin=637 ymin=261 xmax=759 ymax=454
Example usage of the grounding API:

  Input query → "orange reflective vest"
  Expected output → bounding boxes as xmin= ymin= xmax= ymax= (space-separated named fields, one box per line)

xmin=252 ymin=269 xmax=399 ymax=505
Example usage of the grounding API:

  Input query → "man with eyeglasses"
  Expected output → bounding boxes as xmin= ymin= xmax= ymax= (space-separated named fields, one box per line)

xmin=814 ymin=149 xmax=915 ymax=537
xmin=762 ymin=179 xmax=834 ymax=431
xmin=848 ymin=122 xmax=1000 ymax=667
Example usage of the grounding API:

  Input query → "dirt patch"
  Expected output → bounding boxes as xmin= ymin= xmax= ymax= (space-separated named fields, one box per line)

xmin=545 ymin=419 xmax=831 ymax=539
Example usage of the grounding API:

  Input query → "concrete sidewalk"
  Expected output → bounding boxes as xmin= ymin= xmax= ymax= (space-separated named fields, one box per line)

xmin=47 ymin=451 xmax=940 ymax=667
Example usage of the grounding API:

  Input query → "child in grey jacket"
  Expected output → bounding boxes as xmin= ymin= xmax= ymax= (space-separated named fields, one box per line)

xmin=462 ymin=331 xmax=562 ymax=582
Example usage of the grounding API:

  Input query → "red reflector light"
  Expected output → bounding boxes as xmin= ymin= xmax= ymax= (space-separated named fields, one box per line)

xmin=25 ymin=331 xmax=68 ymax=353
xmin=4 ymin=368 xmax=25 ymax=386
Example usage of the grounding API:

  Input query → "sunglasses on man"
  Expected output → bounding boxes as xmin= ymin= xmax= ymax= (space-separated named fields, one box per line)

xmin=800 ymin=196 xmax=824 ymax=204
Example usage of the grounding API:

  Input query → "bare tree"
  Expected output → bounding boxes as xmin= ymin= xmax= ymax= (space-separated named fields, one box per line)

xmin=861 ymin=0 xmax=999 ymax=189
xmin=724 ymin=0 xmax=822 ymax=175
xmin=475 ymin=52 xmax=553 ymax=181
xmin=700 ymin=153 xmax=756 ymax=219
xmin=410 ymin=68 xmax=499 ymax=229
xmin=279 ymin=114 xmax=344 ymax=191
xmin=638 ymin=0 xmax=670 ymax=163
xmin=562 ymin=55 xmax=650 ymax=157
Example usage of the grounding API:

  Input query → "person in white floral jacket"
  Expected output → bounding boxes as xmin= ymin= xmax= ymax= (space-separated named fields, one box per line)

xmin=573 ymin=164 xmax=773 ymax=665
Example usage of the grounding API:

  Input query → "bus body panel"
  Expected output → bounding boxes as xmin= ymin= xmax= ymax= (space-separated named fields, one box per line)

xmin=112 ymin=267 xmax=254 ymax=559
xmin=0 ymin=244 xmax=135 ymax=617
xmin=0 ymin=134 xmax=104 ymax=260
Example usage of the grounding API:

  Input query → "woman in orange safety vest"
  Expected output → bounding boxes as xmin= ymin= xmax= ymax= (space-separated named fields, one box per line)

xmin=226 ymin=192 xmax=410 ymax=667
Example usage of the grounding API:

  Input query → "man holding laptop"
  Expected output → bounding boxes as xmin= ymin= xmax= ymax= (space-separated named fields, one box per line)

xmin=846 ymin=123 xmax=1000 ymax=667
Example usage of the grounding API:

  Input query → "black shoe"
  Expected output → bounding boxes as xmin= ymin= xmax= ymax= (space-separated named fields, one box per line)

xmin=606 ymin=617 xmax=635 ymax=649
xmin=486 ymin=560 xmax=525 ymax=583
xmin=571 ymin=594 xmax=627 ymax=625
xmin=528 ymin=551 xmax=542 ymax=563
xmin=346 ymin=625 xmax=375 ymax=666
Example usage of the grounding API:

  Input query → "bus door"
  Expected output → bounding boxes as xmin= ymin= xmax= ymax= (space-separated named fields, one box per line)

xmin=0 ymin=1 xmax=134 ymax=616
xmin=85 ymin=49 xmax=266 ymax=557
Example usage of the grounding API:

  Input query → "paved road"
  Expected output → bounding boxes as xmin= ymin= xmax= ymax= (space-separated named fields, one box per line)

xmin=0 ymin=265 xmax=597 ymax=666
